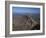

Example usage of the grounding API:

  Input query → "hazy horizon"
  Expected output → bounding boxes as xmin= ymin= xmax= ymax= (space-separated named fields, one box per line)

xmin=12 ymin=7 xmax=40 ymax=14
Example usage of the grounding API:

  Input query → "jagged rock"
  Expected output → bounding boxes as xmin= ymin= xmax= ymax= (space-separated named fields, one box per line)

xmin=13 ymin=16 xmax=40 ymax=31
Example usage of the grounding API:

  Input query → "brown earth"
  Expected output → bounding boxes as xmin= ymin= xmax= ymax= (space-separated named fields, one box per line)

xmin=12 ymin=16 xmax=40 ymax=31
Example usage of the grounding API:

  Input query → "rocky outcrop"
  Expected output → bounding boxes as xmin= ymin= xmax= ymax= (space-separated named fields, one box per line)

xmin=13 ymin=16 xmax=40 ymax=31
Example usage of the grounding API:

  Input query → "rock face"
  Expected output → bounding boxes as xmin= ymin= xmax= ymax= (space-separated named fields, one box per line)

xmin=13 ymin=16 xmax=40 ymax=31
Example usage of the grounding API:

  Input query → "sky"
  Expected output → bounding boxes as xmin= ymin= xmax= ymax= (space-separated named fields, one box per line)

xmin=12 ymin=7 xmax=40 ymax=14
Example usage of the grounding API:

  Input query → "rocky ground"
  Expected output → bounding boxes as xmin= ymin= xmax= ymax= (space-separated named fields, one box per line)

xmin=12 ymin=16 xmax=40 ymax=31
